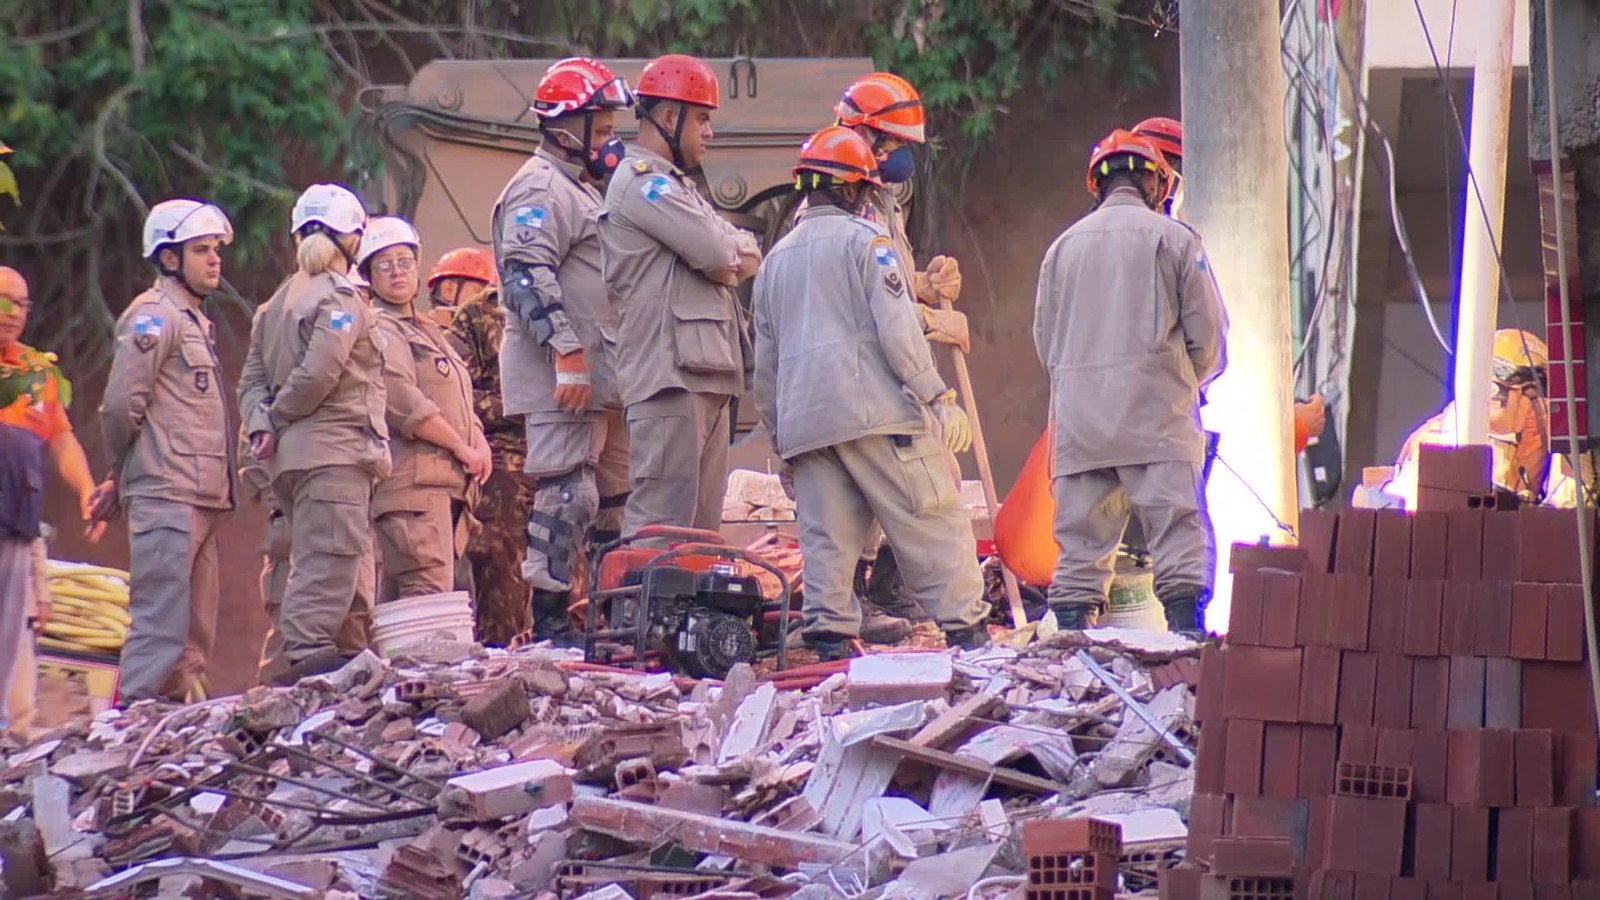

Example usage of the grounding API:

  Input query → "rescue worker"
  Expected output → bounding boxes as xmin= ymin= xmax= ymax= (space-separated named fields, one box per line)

xmin=1132 ymin=116 xmax=1184 ymax=218
xmin=1033 ymin=130 xmax=1228 ymax=634
xmin=602 ymin=53 xmax=762 ymax=535
xmin=753 ymin=127 xmax=989 ymax=661
xmin=444 ymin=261 xmax=537 ymax=644
xmin=98 ymin=200 xmax=236 ymax=702
xmin=238 ymin=183 xmax=388 ymax=681
xmin=359 ymin=217 xmax=489 ymax=602
xmin=493 ymin=58 xmax=635 ymax=645
xmin=0 ymin=267 xmax=98 ymax=733
xmin=428 ymin=247 xmax=496 ymax=330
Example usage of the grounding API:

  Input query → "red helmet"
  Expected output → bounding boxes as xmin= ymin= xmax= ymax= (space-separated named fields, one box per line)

xmin=534 ymin=57 xmax=634 ymax=119
xmin=1085 ymin=129 xmax=1172 ymax=196
xmin=794 ymin=126 xmax=883 ymax=187
xmin=1132 ymin=116 xmax=1183 ymax=165
xmin=834 ymin=72 xmax=926 ymax=144
xmin=428 ymin=247 xmax=497 ymax=288
xmin=636 ymin=54 xmax=719 ymax=109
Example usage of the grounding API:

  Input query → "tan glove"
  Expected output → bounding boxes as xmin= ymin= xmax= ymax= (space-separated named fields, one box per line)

xmin=553 ymin=348 xmax=593 ymax=414
xmin=931 ymin=390 xmax=972 ymax=454
xmin=918 ymin=306 xmax=970 ymax=354
xmin=926 ymin=255 xmax=961 ymax=303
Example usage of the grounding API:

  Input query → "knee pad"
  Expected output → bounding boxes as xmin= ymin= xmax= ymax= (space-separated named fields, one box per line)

xmin=525 ymin=467 xmax=599 ymax=587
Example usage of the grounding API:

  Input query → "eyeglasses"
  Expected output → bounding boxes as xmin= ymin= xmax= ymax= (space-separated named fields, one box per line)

xmin=373 ymin=258 xmax=417 ymax=275
xmin=0 ymin=296 xmax=30 ymax=315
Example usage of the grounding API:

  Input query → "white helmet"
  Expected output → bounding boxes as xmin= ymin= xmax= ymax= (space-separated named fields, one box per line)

xmin=291 ymin=183 xmax=366 ymax=236
xmin=355 ymin=217 xmax=421 ymax=270
xmin=143 ymin=200 xmax=234 ymax=260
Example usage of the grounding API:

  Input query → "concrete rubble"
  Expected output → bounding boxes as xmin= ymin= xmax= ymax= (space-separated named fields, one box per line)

xmin=0 ymin=628 xmax=1200 ymax=899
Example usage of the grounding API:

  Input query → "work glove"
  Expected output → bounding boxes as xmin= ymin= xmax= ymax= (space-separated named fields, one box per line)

xmin=925 ymin=255 xmax=962 ymax=304
xmin=931 ymin=390 xmax=973 ymax=454
xmin=553 ymin=348 xmax=592 ymax=414
xmin=917 ymin=306 xmax=970 ymax=354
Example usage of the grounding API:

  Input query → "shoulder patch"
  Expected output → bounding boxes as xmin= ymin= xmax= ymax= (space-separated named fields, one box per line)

xmin=131 ymin=313 xmax=163 ymax=353
xmin=869 ymin=235 xmax=899 ymax=270
xmin=328 ymin=309 xmax=356 ymax=333
xmin=513 ymin=206 xmax=546 ymax=229
xmin=1195 ymin=251 xmax=1209 ymax=272
xmin=632 ymin=159 xmax=651 ymax=173
xmin=640 ymin=175 xmax=673 ymax=203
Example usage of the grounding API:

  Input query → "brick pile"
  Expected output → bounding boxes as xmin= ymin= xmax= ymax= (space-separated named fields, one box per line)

xmin=1022 ymin=816 xmax=1125 ymax=900
xmin=1178 ymin=445 xmax=1600 ymax=899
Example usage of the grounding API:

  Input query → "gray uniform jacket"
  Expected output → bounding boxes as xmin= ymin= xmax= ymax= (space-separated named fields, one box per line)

xmin=491 ymin=148 xmax=621 ymax=418
xmin=100 ymin=277 xmax=235 ymax=510
xmin=1033 ymin=187 xmax=1229 ymax=477
xmin=600 ymin=145 xmax=750 ymax=407
xmin=237 ymin=271 xmax=391 ymax=481
xmin=753 ymin=206 xmax=949 ymax=459
xmin=373 ymin=306 xmax=482 ymax=514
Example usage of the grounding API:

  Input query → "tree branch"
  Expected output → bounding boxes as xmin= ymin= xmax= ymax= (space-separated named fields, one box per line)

xmin=168 ymin=142 xmax=299 ymax=203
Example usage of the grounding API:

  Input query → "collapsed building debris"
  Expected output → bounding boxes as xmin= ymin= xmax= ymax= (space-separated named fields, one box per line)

xmin=0 ymin=630 xmax=1202 ymax=899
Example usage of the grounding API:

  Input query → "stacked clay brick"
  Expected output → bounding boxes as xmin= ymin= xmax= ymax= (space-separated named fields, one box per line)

xmin=1174 ymin=446 xmax=1600 ymax=899
xmin=1021 ymin=817 xmax=1125 ymax=900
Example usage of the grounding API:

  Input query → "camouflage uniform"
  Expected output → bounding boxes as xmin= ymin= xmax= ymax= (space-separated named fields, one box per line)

xmin=447 ymin=290 xmax=535 ymax=645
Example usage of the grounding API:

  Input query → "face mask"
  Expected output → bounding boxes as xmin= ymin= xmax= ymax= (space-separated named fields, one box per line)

xmin=878 ymin=145 xmax=916 ymax=183
xmin=587 ymin=136 xmax=626 ymax=180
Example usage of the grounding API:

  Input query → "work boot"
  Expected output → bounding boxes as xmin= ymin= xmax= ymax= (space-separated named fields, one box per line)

xmin=272 ymin=648 xmax=355 ymax=687
xmin=943 ymin=624 xmax=990 ymax=652
xmin=1050 ymin=604 xmax=1100 ymax=631
xmin=864 ymin=543 xmax=934 ymax=623
xmin=804 ymin=631 xmax=855 ymax=662
xmin=1161 ymin=590 xmax=1208 ymax=640
xmin=858 ymin=599 xmax=914 ymax=645
xmin=530 ymin=589 xmax=583 ymax=649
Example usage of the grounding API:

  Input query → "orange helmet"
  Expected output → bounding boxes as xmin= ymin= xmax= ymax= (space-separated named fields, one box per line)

xmin=636 ymin=54 xmax=720 ymax=109
xmin=1085 ymin=129 xmax=1172 ymax=196
xmin=834 ymin=72 xmax=926 ymax=144
xmin=794 ymin=126 xmax=883 ymax=187
xmin=428 ymin=247 xmax=497 ymax=288
xmin=1132 ymin=116 xmax=1183 ymax=166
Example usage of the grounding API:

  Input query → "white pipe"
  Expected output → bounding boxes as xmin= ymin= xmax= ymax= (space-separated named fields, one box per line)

xmin=1451 ymin=0 xmax=1516 ymax=446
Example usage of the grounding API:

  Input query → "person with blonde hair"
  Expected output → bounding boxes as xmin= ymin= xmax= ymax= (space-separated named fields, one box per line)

xmin=237 ymin=184 xmax=389 ymax=682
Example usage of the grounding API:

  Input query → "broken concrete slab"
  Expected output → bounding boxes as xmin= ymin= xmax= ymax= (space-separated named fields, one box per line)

xmin=570 ymin=795 xmax=856 ymax=867
xmin=847 ymin=653 xmax=954 ymax=707
xmin=439 ymin=759 xmax=574 ymax=821
xmin=718 ymin=682 xmax=778 ymax=763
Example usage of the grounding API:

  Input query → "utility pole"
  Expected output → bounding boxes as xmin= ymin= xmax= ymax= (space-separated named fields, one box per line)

xmin=1181 ymin=2 xmax=1296 ymax=627
xmin=1452 ymin=0 xmax=1517 ymax=446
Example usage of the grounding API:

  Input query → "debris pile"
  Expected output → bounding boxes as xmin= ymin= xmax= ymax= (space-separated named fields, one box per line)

xmin=0 ymin=629 xmax=1200 ymax=898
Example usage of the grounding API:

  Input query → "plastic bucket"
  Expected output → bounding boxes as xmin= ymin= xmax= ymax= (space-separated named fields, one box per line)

xmin=1102 ymin=572 xmax=1166 ymax=631
xmin=371 ymin=591 xmax=476 ymax=656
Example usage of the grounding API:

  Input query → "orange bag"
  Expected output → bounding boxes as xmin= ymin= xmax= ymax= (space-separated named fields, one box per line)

xmin=993 ymin=429 xmax=1058 ymax=587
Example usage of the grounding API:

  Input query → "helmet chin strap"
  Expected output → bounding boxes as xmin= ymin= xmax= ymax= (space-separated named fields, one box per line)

xmin=157 ymin=248 xmax=210 ymax=300
xmin=643 ymin=101 xmax=691 ymax=170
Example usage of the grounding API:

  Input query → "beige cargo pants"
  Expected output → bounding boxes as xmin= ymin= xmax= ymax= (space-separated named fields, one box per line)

xmin=1048 ymin=461 xmax=1215 ymax=613
xmin=523 ymin=408 xmax=629 ymax=591
xmin=622 ymin=389 xmax=730 ymax=535
xmin=374 ymin=490 xmax=458 ymax=602
xmin=257 ymin=504 xmax=373 ymax=683
xmin=791 ymin=432 xmax=990 ymax=638
xmin=272 ymin=465 xmax=375 ymax=664
xmin=119 ymin=498 xmax=220 ymax=702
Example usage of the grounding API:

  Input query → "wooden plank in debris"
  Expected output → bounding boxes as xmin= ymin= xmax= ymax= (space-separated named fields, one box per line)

xmin=909 ymin=686 xmax=1007 ymax=750
xmin=569 ymin=796 xmax=855 ymax=867
xmin=870 ymin=735 xmax=1070 ymax=796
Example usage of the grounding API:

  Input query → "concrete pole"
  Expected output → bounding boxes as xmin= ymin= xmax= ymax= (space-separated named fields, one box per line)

xmin=1451 ymin=0 xmax=1517 ymax=446
xmin=1182 ymin=1 xmax=1296 ymax=631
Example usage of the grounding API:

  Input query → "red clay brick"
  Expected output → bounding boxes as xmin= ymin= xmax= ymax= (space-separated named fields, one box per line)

xmin=1485 ymin=658 xmax=1524 ymax=729
xmin=1578 ymin=807 xmax=1600 ymax=881
xmin=1412 ymin=729 xmax=1449 ymax=804
xmin=1355 ymin=874 xmax=1392 ymax=900
xmin=1299 ymin=724 xmax=1339 ymax=797
xmin=1298 ymin=573 xmax=1335 ymax=648
xmin=1260 ymin=724 xmax=1301 ymax=800
xmin=1375 ymin=654 xmax=1415 ymax=729
xmin=1312 ymin=871 xmax=1356 ymax=900
xmin=1427 ymin=882 xmax=1463 ymax=900
xmin=1158 ymin=863 xmax=1202 ymax=900
xmin=1224 ymin=719 xmax=1265 ymax=797
xmin=1391 ymin=878 xmax=1429 ymax=900
xmin=1336 ymin=509 xmax=1378 ymax=576
xmin=1459 ymin=884 xmax=1499 ymax=900
xmin=1368 ymin=577 xmax=1409 ymax=654
xmin=1517 ymin=508 xmax=1587 ymax=583
xmin=1411 ymin=511 xmax=1449 ymax=579
xmin=1340 ymin=724 xmax=1380 ymax=764
xmin=1230 ymin=542 xmax=1309 ymax=574
xmin=1374 ymin=509 xmax=1413 ymax=577
xmin=1418 ymin=444 xmax=1492 ymax=493
xmin=1258 ymin=572 xmax=1301 ymax=648
xmin=1412 ymin=656 xmax=1451 ymax=730
xmin=1515 ymin=729 xmax=1556 ymax=807
xmin=1546 ymin=584 xmax=1587 ymax=663
xmin=1510 ymin=583 xmax=1551 ymax=661
xmin=1376 ymin=728 xmax=1416 ymax=767
xmin=1304 ymin=795 xmax=1330 ymax=870
xmin=1475 ymin=581 xmax=1515 ymax=658
xmin=1533 ymin=806 xmax=1575 ymax=885
xmin=1448 ymin=729 xmax=1483 ymax=805
xmin=1522 ymin=662 xmax=1599 ymax=735
xmin=1483 ymin=728 xmax=1518 ymax=807
xmin=1500 ymin=885 xmax=1534 ymax=900
xmin=1211 ymin=837 xmax=1294 ymax=877
xmin=1326 ymin=795 xmax=1406 ymax=875
xmin=1330 ymin=575 xmax=1374 ymax=650
xmin=1447 ymin=509 xmax=1486 ymax=579
xmin=1412 ymin=803 xmax=1454 ymax=881
xmin=1338 ymin=651 xmax=1379 ymax=726
xmin=1451 ymin=805 xmax=1491 ymax=882
xmin=1559 ymin=732 xmax=1598 ymax=806
xmin=1228 ymin=796 xmax=1302 ymax=841
xmin=1482 ymin=509 xmax=1523 ymax=580
xmin=1195 ymin=643 xmax=1225 ymax=725
xmin=1441 ymin=580 xmax=1479 ymax=656
xmin=1020 ymin=817 xmax=1123 ymax=857
xmin=1404 ymin=579 xmax=1446 ymax=657
xmin=1301 ymin=507 xmax=1339 ymax=575
xmin=1228 ymin=569 xmax=1266 ymax=647
xmin=1223 ymin=646 xmax=1303 ymax=723
xmin=1299 ymin=645 xmax=1341 ymax=725
xmin=1448 ymin=656 xmax=1487 ymax=728
xmin=1533 ymin=887 xmax=1572 ymax=900
xmin=1195 ymin=720 xmax=1227 ymax=794
xmin=1187 ymin=793 xmax=1229 ymax=863
xmin=1497 ymin=807 xmax=1536 ymax=882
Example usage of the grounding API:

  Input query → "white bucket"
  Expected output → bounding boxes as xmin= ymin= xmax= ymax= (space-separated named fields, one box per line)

xmin=371 ymin=591 xmax=476 ymax=656
xmin=1102 ymin=572 xmax=1167 ymax=631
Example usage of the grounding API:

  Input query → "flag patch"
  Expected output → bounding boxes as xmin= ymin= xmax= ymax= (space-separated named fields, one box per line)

xmin=641 ymin=176 xmax=672 ymax=203
xmin=514 ymin=206 xmax=546 ymax=229
xmin=132 ymin=314 xmax=163 ymax=336
xmin=870 ymin=236 xmax=898 ymax=269
xmin=329 ymin=309 xmax=355 ymax=332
